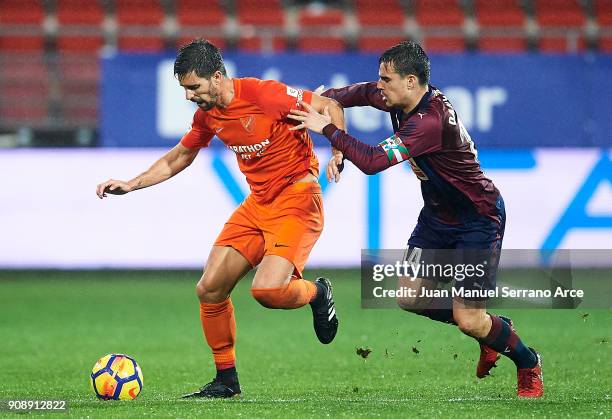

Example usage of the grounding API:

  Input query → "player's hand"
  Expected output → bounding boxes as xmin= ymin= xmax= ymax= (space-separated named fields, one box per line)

xmin=288 ymin=101 xmax=332 ymax=134
xmin=96 ymin=179 xmax=133 ymax=199
xmin=327 ymin=148 xmax=344 ymax=183
xmin=314 ymin=84 xmax=325 ymax=95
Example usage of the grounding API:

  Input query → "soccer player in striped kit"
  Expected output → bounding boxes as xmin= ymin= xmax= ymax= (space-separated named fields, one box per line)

xmin=289 ymin=41 xmax=543 ymax=398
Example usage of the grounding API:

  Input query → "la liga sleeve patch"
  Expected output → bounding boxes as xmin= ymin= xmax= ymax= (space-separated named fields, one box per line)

xmin=378 ymin=134 xmax=410 ymax=164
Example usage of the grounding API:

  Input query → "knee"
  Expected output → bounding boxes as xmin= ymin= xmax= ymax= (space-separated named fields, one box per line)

xmin=196 ymin=277 xmax=227 ymax=303
xmin=455 ymin=315 xmax=484 ymax=338
xmin=397 ymin=295 xmax=421 ymax=312
xmin=251 ymin=287 xmax=283 ymax=309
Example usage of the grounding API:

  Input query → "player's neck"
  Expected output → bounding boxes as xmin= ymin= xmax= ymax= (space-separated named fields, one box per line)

xmin=402 ymin=85 xmax=428 ymax=114
xmin=218 ymin=77 xmax=235 ymax=108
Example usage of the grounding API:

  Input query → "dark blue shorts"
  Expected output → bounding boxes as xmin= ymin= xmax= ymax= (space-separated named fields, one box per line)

xmin=406 ymin=196 xmax=506 ymax=300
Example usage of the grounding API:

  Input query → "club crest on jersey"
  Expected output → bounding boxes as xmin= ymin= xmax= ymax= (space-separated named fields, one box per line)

xmin=240 ymin=116 xmax=255 ymax=133
xmin=379 ymin=135 xmax=410 ymax=164
xmin=286 ymin=86 xmax=304 ymax=106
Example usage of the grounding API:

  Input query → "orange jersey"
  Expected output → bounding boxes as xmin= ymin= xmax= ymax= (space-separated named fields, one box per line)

xmin=180 ymin=77 xmax=318 ymax=203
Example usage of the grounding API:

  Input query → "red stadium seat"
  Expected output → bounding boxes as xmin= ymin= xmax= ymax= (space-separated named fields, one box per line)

xmin=56 ymin=0 xmax=105 ymax=25
xmin=55 ymin=36 xmax=105 ymax=53
xmin=475 ymin=0 xmax=526 ymax=52
xmin=358 ymin=36 xmax=407 ymax=52
xmin=115 ymin=0 xmax=166 ymax=51
xmin=355 ymin=0 xmax=405 ymax=26
xmin=176 ymin=0 xmax=225 ymax=25
xmin=594 ymin=0 xmax=612 ymax=26
xmin=238 ymin=35 xmax=287 ymax=51
xmin=422 ymin=36 xmax=466 ymax=52
xmin=355 ymin=0 xmax=405 ymax=51
xmin=115 ymin=0 xmax=164 ymax=25
xmin=534 ymin=0 xmax=585 ymax=26
xmin=414 ymin=0 xmax=465 ymax=26
xmin=0 ymin=0 xmax=46 ymax=52
xmin=0 ymin=76 xmax=49 ymax=122
xmin=475 ymin=0 xmax=525 ymax=27
xmin=0 ymin=0 xmax=45 ymax=24
xmin=296 ymin=5 xmax=346 ymax=52
xmin=0 ymin=35 xmax=45 ymax=51
xmin=118 ymin=36 xmax=165 ymax=51
xmin=237 ymin=0 xmax=284 ymax=26
xmin=297 ymin=37 xmax=345 ymax=51
xmin=478 ymin=37 xmax=526 ymax=52
xmin=236 ymin=0 xmax=285 ymax=51
xmin=535 ymin=0 xmax=586 ymax=51
xmin=539 ymin=36 xmax=585 ymax=51
xmin=413 ymin=0 xmax=465 ymax=52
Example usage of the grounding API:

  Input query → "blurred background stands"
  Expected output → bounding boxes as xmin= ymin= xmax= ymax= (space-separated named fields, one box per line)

xmin=0 ymin=0 xmax=606 ymax=146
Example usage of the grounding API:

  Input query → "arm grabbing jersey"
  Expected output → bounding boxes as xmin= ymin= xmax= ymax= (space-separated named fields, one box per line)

xmin=322 ymin=81 xmax=390 ymax=111
xmin=321 ymin=88 xmax=442 ymax=175
xmin=322 ymin=86 xmax=501 ymax=224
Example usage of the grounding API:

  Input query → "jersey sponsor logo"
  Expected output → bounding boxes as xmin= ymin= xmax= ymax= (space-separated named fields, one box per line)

xmin=226 ymin=138 xmax=270 ymax=160
xmin=240 ymin=115 xmax=255 ymax=133
xmin=378 ymin=134 xmax=410 ymax=164
xmin=418 ymin=112 xmax=426 ymax=119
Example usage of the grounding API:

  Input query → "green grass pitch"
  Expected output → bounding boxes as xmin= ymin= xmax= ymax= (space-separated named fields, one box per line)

xmin=0 ymin=269 xmax=610 ymax=417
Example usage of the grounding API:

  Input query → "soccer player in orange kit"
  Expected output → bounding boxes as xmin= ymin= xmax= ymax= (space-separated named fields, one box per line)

xmin=96 ymin=39 xmax=345 ymax=398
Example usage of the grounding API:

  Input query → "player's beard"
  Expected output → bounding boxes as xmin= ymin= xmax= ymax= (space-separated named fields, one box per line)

xmin=196 ymin=84 xmax=220 ymax=110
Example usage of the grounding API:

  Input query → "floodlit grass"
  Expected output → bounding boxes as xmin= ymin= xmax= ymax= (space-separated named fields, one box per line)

xmin=0 ymin=270 xmax=610 ymax=417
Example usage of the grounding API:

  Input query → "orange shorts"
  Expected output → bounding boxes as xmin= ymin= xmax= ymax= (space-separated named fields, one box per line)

xmin=214 ymin=182 xmax=324 ymax=277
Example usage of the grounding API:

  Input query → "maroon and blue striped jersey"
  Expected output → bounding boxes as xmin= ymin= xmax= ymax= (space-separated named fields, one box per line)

xmin=322 ymin=82 xmax=501 ymax=225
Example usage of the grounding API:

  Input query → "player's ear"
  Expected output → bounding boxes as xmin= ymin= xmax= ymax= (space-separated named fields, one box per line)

xmin=406 ymin=75 xmax=416 ymax=90
xmin=212 ymin=70 xmax=223 ymax=84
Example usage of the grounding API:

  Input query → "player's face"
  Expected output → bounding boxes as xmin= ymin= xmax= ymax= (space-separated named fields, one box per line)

xmin=179 ymin=71 xmax=221 ymax=110
xmin=376 ymin=62 xmax=411 ymax=108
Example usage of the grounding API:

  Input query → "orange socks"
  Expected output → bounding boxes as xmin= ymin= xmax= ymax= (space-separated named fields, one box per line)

xmin=251 ymin=277 xmax=318 ymax=309
xmin=199 ymin=298 xmax=236 ymax=370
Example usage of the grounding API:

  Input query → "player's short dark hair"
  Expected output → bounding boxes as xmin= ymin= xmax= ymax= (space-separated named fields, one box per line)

xmin=174 ymin=38 xmax=227 ymax=80
xmin=379 ymin=41 xmax=430 ymax=85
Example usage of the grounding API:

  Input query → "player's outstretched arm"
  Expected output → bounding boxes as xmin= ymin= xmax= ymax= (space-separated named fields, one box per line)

xmin=96 ymin=143 xmax=199 ymax=199
xmin=288 ymin=101 xmax=392 ymax=175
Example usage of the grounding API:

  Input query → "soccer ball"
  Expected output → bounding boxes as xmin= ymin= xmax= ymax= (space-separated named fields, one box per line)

xmin=90 ymin=354 xmax=143 ymax=400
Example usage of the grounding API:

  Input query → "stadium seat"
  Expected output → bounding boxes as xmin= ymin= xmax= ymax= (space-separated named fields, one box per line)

xmin=176 ymin=1 xmax=227 ymax=52
xmin=355 ymin=0 xmax=405 ymax=26
xmin=0 ymin=0 xmax=45 ymax=24
xmin=475 ymin=0 xmax=525 ymax=26
xmin=236 ymin=0 xmax=286 ymax=51
xmin=0 ymin=0 xmax=46 ymax=52
xmin=54 ymin=0 xmax=106 ymax=53
xmin=176 ymin=0 xmax=226 ymax=25
xmin=474 ymin=0 xmax=526 ymax=51
xmin=358 ymin=36 xmax=407 ymax=52
xmin=595 ymin=0 xmax=612 ymax=25
xmin=355 ymin=0 xmax=406 ymax=52
xmin=56 ymin=0 xmax=105 ymax=25
xmin=296 ymin=5 xmax=346 ymax=51
xmin=0 ymin=36 xmax=45 ymax=51
xmin=116 ymin=0 xmax=166 ymax=51
xmin=413 ymin=0 xmax=466 ymax=52
xmin=238 ymin=35 xmax=287 ymax=51
xmin=534 ymin=0 xmax=586 ymax=51
xmin=237 ymin=0 xmax=285 ymax=26
xmin=413 ymin=0 xmax=465 ymax=26
xmin=594 ymin=0 xmax=612 ymax=50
